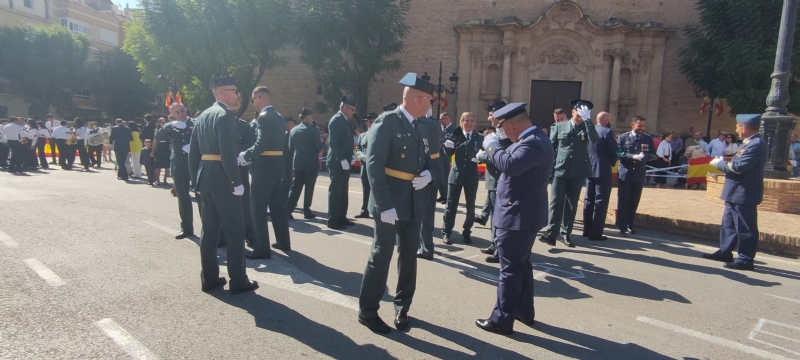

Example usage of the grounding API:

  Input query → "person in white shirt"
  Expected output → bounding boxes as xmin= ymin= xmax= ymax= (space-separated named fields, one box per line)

xmin=654 ymin=132 xmax=673 ymax=188
xmin=69 ymin=117 xmax=90 ymax=171
xmin=52 ymin=120 xmax=72 ymax=169
xmin=722 ymin=133 xmax=741 ymax=157
xmin=705 ymin=131 xmax=728 ymax=156
xmin=0 ymin=118 xmax=8 ymax=169
xmin=31 ymin=120 xmax=50 ymax=169
xmin=3 ymin=117 xmax=27 ymax=173
xmin=45 ymin=114 xmax=57 ymax=165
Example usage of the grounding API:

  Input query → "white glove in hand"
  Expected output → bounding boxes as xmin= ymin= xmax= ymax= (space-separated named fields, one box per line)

xmin=341 ymin=159 xmax=350 ymax=170
xmin=632 ymin=152 xmax=645 ymax=161
xmin=471 ymin=157 xmax=480 ymax=163
xmin=476 ymin=150 xmax=486 ymax=160
xmin=444 ymin=140 xmax=455 ymax=149
xmin=482 ymin=133 xmax=497 ymax=148
xmin=171 ymin=121 xmax=186 ymax=129
xmin=232 ymin=185 xmax=244 ymax=196
xmin=412 ymin=170 xmax=432 ymax=190
xmin=237 ymin=152 xmax=246 ymax=165
xmin=182 ymin=144 xmax=190 ymax=154
xmin=380 ymin=208 xmax=399 ymax=225
xmin=496 ymin=127 xmax=508 ymax=140
xmin=576 ymin=105 xmax=592 ymax=121
xmin=360 ymin=155 xmax=367 ymax=162
xmin=710 ymin=157 xmax=722 ymax=167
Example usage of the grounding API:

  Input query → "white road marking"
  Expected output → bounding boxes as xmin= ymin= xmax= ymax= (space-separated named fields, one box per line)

xmin=748 ymin=318 xmax=800 ymax=356
xmin=94 ymin=318 xmax=159 ymax=360
xmin=464 ymin=254 xmax=480 ymax=260
xmin=531 ymin=263 xmax=585 ymax=279
xmin=142 ymin=221 xmax=194 ymax=245
xmin=23 ymin=258 xmax=65 ymax=287
xmin=0 ymin=230 xmax=18 ymax=248
xmin=764 ymin=294 xmax=800 ymax=305
xmin=637 ymin=316 xmax=794 ymax=360
xmin=334 ymin=234 xmax=372 ymax=246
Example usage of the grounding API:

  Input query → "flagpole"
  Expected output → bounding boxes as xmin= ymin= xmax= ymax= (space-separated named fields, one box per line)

xmin=436 ymin=62 xmax=443 ymax=121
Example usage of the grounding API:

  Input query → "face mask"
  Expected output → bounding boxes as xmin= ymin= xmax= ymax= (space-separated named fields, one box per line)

xmin=426 ymin=108 xmax=433 ymax=118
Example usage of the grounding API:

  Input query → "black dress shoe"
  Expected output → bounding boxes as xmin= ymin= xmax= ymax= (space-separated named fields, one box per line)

xmin=436 ymin=197 xmax=446 ymax=203
xmin=342 ymin=219 xmax=356 ymax=226
xmin=515 ymin=315 xmax=535 ymax=327
xmin=538 ymin=236 xmax=556 ymax=246
xmin=475 ymin=319 xmax=513 ymax=335
xmin=628 ymin=228 xmax=637 ymax=234
xmin=394 ymin=311 xmax=409 ymax=330
xmin=416 ymin=251 xmax=433 ymax=260
xmin=480 ymin=246 xmax=495 ymax=255
xmin=702 ymin=252 xmax=734 ymax=263
xmin=201 ymin=277 xmax=227 ymax=292
xmin=618 ymin=227 xmax=628 ymax=234
xmin=358 ymin=315 xmax=392 ymax=334
xmin=588 ymin=236 xmax=608 ymax=241
xmin=724 ymin=262 xmax=754 ymax=271
xmin=462 ymin=233 xmax=472 ymax=244
xmin=230 ymin=281 xmax=259 ymax=294
xmin=303 ymin=212 xmax=316 ymax=219
xmin=474 ymin=215 xmax=488 ymax=226
xmin=354 ymin=211 xmax=370 ymax=219
xmin=442 ymin=233 xmax=453 ymax=245
xmin=245 ymin=251 xmax=271 ymax=260
xmin=328 ymin=223 xmax=346 ymax=230
xmin=287 ymin=213 xmax=295 ymax=220
xmin=485 ymin=255 xmax=499 ymax=263
xmin=438 ymin=199 xmax=447 ymax=205
xmin=175 ymin=232 xmax=193 ymax=239
xmin=271 ymin=243 xmax=291 ymax=251
xmin=559 ymin=236 xmax=576 ymax=247
xmin=245 ymin=239 xmax=253 ymax=249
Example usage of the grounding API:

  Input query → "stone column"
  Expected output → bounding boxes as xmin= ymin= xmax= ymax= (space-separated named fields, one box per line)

xmin=501 ymin=44 xmax=517 ymax=100
xmin=607 ymin=48 xmax=626 ymax=121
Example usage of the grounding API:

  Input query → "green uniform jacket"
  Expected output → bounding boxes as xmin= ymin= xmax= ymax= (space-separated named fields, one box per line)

xmin=419 ymin=116 xmax=443 ymax=186
xmin=236 ymin=118 xmax=256 ymax=153
xmin=446 ymin=128 xmax=484 ymax=187
xmin=356 ymin=132 xmax=369 ymax=176
xmin=243 ymin=106 xmax=286 ymax=178
xmin=289 ymin=123 xmax=322 ymax=171
xmin=366 ymin=109 xmax=433 ymax=221
xmin=188 ymin=102 xmax=243 ymax=193
xmin=155 ymin=118 xmax=194 ymax=165
xmin=550 ymin=118 xmax=599 ymax=179
xmin=326 ymin=111 xmax=354 ymax=166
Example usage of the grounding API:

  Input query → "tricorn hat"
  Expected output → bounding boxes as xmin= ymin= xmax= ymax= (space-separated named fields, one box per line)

xmin=209 ymin=76 xmax=237 ymax=90
xmin=399 ymin=73 xmax=436 ymax=96
xmin=364 ymin=112 xmax=379 ymax=121
xmin=340 ymin=96 xmax=356 ymax=107
xmin=487 ymin=100 xmax=508 ymax=113
xmin=300 ymin=108 xmax=313 ymax=119
xmin=383 ymin=102 xmax=398 ymax=112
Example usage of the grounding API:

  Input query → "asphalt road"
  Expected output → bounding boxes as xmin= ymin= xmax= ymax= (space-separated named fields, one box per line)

xmin=1 ymin=166 xmax=799 ymax=360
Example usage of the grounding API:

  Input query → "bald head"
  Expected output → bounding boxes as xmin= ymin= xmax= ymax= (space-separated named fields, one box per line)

xmin=169 ymin=103 xmax=188 ymax=121
xmin=401 ymin=87 xmax=432 ymax=119
xmin=596 ymin=112 xmax=611 ymax=127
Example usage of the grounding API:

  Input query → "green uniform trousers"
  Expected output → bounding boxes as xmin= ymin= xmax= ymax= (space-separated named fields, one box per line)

xmin=418 ymin=186 xmax=437 ymax=254
xmin=327 ymin=166 xmax=350 ymax=226
xmin=546 ymin=177 xmax=585 ymax=237
xmin=199 ymin=191 xmax=250 ymax=289
xmin=251 ymin=173 xmax=290 ymax=256
xmin=286 ymin=169 xmax=318 ymax=214
xmin=172 ymin=159 xmax=194 ymax=234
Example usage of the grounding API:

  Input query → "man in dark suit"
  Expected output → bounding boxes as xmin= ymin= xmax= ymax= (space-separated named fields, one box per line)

xmin=139 ymin=114 xmax=156 ymax=144
xmin=287 ymin=108 xmax=323 ymax=219
xmin=616 ymin=116 xmax=657 ymax=234
xmin=188 ymin=76 xmax=257 ymax=294
xmin=240 ymin=86 xmax=291 ymax=257
xmin=582 ymin=111 xmax=618 ymax=241
xmin=355 ymin=112 xmax=378 ymax=218
xmin=108 ymin=118 xmax=132 ymax=180
xmin=702 ymin=114 xmax=768 ymax=271
xmin=358 ymin=73 xmax=436 ymax=334
xmin=475 ymin=102 xmax=553 ymax=335
xmin=540 ymin=100 xmax=598 ymax=247
xmin=438 ymin=112 xmax=456 ymax=203
xmin=477 ymin=101 xmax=506 ymax=263
xmin=416 ymin=111 xmax=444 ymax=260
xmin=156 ymin=103 xmax=195 ymax=239
xmin=441 ymin=112 xmax=483 ymax=244
xmin=326 ymin=96 xmax=357 ymax=229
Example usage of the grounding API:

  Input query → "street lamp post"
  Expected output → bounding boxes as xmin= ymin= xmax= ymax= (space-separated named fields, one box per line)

xmin=761 ymin=0 xmax=799 ymax=179
xmin=421 ymin=62 xmax=458 ymax=120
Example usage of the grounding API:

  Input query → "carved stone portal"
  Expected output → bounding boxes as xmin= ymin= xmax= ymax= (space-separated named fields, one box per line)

xmin=539 ymin=43 xmax=580 ymax=65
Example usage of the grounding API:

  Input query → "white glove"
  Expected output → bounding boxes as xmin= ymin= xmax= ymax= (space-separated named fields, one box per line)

xmin=237 ymin=152 xmax=246 ymax=165
xmin=360 ymin=155 xmax=366 ymax=162
xmin=341 ymin=159 xmax=350 ymax=170
xmin=576 ymin=105 xmax=592 ymax=121
xmin=232 ymin=185 xmax=244 ymax=196
xmin=482 ymin=133 xmax=497 ymax=148
xmin=496 ymin=127 xmax=508 ymax=140
xmin=632 ymin=152 xmax=645 ymax=161
xmin=181 ymin=144 xmax=190 ymax=154
xmin=476 ymin=150 xmax=486 ymax=160
xmin=710 ymin=156 xmax=722 ymax=167
xmin=171 ymin=121 xmax=186 ymax=129
xmin=412 ymin=170 xmax=432 ymax=190
xmin=380 ymin=208 xmax=399 ymax=225
xmin=444 ymin=140 xmax=455 ymax=149
xmin=471 ymin=157 xmax=479 ymax=163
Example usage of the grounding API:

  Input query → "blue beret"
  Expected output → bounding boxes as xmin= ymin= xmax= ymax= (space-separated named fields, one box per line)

xmin=736 ymin=114 xmax=761 ymax=125
xmin=487 ymin=100 xmax=508 ymax=112
xmin=493 ymin=102 xmax=528 ymax=124
xmin=569 ymin=99 xmax=594 ymax=109
xmin=399 ymin=73 xmax=436 ymax=96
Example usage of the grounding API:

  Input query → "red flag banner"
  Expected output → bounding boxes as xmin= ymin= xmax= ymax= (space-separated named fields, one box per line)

xmin=714 ymin=101 xmax=724 ymax=116
xmin=175 ymin=90 xmax=182 ymax=105
xmin=165 ymin=90 xmax=173 ymax=108
xmin=699 ymin=95 xmax=710 ymax=114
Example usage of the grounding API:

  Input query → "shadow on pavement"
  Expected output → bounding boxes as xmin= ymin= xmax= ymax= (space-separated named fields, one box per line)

xmin=535 ymin=321 xmax=673 ymax=359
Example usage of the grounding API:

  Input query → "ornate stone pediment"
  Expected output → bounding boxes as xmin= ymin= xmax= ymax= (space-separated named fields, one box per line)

xmin=487 ymin=47 xmax=503 ymax=62
xmin=540 ymin=44 xmax=579 ymax=65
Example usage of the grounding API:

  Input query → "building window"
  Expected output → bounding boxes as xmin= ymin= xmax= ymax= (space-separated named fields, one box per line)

xmin=62 ymin=19 xmax=89 ymax=35
xmin=74 ymin=89 xmax=91 ymax=100
xmin=23 ymin=0 xmax=32 ymax=8
xmin=100 ymin=28 xmax=118 ymax=46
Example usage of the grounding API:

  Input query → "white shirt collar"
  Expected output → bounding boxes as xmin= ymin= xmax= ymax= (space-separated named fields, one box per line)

xmin=463 ymin=128 xmax=472 ymax=137
xmin=630 ymin=130 xmax=639 ymax=137
xmin=398 ymin=106 xmax=414 ymax=125
xmin=261 ymin=105 xmax=272 ymax=113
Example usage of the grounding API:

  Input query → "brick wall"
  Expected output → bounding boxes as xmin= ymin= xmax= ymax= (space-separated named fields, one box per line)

xmin=706 ymin=175 xmax=800 ymax=214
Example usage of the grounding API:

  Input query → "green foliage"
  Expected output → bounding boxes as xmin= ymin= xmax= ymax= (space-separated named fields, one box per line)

xmin=91 ymin=48 xmax=155 ymax=120
xmin=0 ymin=25 xmax=90 ymax=119
xmin=679 ymin=0 xmax=800 ymax=114
xmin=123 ymin=0 xmax=292 ymax=117
xmin=295 ymin=0 xmax=410 ymax=124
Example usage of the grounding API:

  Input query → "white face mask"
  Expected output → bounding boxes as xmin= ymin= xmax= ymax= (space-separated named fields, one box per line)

xmin=426 ymin=108 xmax=433 ymax=118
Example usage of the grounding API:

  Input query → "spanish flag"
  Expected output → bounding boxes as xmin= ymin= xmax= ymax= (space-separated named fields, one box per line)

xmin=433 ymin=87 xmax=448 ymax=109
xmin=165 ymin=90 xmax=173 ymax=108
xmin=699 ymin=95 xmax=710 ymax=114
xmin=175 ymin=89 xmax=182 ymax=105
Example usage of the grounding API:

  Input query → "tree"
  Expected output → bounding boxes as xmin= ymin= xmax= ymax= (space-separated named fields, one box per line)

xmin=0 ymin=25 xmax=89 ymax=119
xmin=679 ymin=0 xmax=800 ymax=114
xmin=91 ymin=48 xmax=155 ymax=120
xmin=123 ymin=0 xmax=292 ymax=117
xmin=295 ymin=0 xmax=411 ymax=126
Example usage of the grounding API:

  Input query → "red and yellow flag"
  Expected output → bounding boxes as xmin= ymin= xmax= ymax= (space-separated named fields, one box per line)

xmin=164 ymin=90 xmax=173 ymax=108
xmin=699 ymin=95 xmax=710 ymax=114
xmin=432 ymin=88 xmax=448 ymax=109
xmin=714 ymin=101 xmax=724 ymax=116
xmin=174 ymin=90 xmax=182 ymax=105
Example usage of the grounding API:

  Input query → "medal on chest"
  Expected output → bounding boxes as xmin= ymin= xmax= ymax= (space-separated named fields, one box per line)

xmin=423 ymin=138 xmax=429 ymax=154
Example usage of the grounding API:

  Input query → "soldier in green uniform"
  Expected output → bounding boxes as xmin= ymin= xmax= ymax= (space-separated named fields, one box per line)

xmin=327 ymin=96 xmax=357 ymax=230
xmin=438 ymin=113 xmax=456 ymax=203
xmin=358 ymin=73 xmax=436 ymax=334
xmin=540 ymin=100 xmax=598 ymax=247
xmin=156 ymin=102 xmax=195 ymax=239
xmin=239 ymin=86 xmax=291 ymax=257
xmin=441 ymin=112 xmax=484 ymax=244
xmin=287 ymin=108 xmax=323 ymax=219
xmin=217 ymin=115 xmax=256 ymax=248
xmin=416 ymin=111 xmax=443 ymax=260
xmin=188 ymin=76 xmax=258 ymax=294
xmin=354 ymin=112 xmax=378 ymax=218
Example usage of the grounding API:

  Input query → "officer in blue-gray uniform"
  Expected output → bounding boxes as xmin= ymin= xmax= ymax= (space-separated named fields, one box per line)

xmin=355 ymin=112 xmax=378 ymax=219
xmin=475 ymin=102 xmax=553 ymax=335
xmin=477 ymin=100 xmax=506 ymax=263
xmin=702 ymin=114 xmax=768 ymax=271
xmin=582 ymin=111 xmax=618 ymax=241
xmin=615 ymin=116 xmax=657 ymax=234
xmin=327 ymin=96 xmax=357 ymax=230
xmin=358 ymin=73 xmax=436 ymax=335
xmin=416 ymin=109 xmax=444 ymax=260
xmin=540 ymin=100 xmax=598 ymax=248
